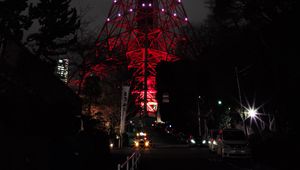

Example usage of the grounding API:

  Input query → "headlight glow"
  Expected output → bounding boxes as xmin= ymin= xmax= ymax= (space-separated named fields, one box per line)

xmin=134 ymin=141 xmax=139 ymax=147
xmin=145 ymin=141 xmax=150 ymax=147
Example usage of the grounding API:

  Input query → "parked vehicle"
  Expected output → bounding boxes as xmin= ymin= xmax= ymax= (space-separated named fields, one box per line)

xmin=216 ymin=128 xmax=251 ymax=158
xmin=208 ymin=129 xmax=220 ymax=152
xmin=186 ymin=135 xmax=200 ymax=147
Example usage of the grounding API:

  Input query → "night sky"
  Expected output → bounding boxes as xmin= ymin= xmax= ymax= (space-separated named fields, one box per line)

xmin=26 ymin=0 xmax=210 ymax=41
xmin=70 ymin=0 xmax=210 ymax=31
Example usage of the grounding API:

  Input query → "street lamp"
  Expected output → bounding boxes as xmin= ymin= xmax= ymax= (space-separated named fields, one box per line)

xmin=235 ymin=67 xmax=248 ymax=136
xmin=247 ymin=108 xmax=258 ymax=118
xmin=241 ymin=106 xmax=259 ymax=136
xmin=217 ymin=100 xmax=222 ymax=105
xmin=235 ymin=65 xmax=254 ymax=136
xmin=197 ymin=96 xmax=202 ymax=138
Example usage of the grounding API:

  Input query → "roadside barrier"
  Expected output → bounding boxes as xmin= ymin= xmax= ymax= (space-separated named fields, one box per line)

xmin=117 ymin=151 xmax=141 ymax=170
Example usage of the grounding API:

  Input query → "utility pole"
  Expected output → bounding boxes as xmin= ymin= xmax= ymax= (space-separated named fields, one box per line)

xmin=204 ymin=119 xmax=208 ymax=139
xmin=198 ymin=96 xmax=202 ymax=138
xmin=141 ymin=26 xmax=149 ymax=129
xmin=235 ymin=67 xmax=247 ymax=136
xmin=120 ymin=85 xmax=130 ymax=148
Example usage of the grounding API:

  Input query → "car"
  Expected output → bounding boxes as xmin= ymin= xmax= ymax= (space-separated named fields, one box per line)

xmin=187 ymin=135 xmax=206 ymax=147
xmin=132 ymin=131 xmax=151 ymax=148
xmin=200 ymin=136 xmax=210 ymax=147
xmin=208 ymin=129 xmax=220 ymax=152
xmin=215 ymin=128 xmax=251 ymax=158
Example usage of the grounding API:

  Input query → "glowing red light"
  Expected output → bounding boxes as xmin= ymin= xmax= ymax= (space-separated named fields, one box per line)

xmin=95 ymin=0 xmax=197 ymax=118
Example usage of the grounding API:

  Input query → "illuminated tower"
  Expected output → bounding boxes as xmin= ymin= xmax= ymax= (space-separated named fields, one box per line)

xmin=96 ymin=0 xmax=198 ymax=118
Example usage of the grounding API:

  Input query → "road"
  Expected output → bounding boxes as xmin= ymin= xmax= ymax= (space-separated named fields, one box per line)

xmin=112 ymin=145 xmax=257 ymax=170
xmin=110 ymin=126 xmax=261 ymax=170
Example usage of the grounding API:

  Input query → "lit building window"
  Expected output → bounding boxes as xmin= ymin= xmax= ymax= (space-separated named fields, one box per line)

xmin=56 ymin=59 xmax=69 ymax=83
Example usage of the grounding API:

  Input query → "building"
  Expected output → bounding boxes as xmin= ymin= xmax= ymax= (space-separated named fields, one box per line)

xmin=57 ymin=58 xmax=69 ymax=83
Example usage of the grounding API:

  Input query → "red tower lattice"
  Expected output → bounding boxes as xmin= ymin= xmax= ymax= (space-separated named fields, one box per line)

xmin=96 ymin=0 xmax=197 ymax=117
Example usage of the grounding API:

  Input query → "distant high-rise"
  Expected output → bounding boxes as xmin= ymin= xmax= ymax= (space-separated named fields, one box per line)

xmin=57 ymin=59 xmax=69 ymax=83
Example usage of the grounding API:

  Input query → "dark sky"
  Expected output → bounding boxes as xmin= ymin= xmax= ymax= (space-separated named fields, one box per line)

xmin=71 ymin=0 xmax=210 ymax=32
xmin=27 ymin=0 xmax=210 ymax=39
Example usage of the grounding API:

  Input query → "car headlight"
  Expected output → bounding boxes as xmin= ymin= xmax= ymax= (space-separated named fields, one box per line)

xmin=213 ymin=140 xmax=218 ymax=145
xmin=202 ymin=140 xmax=206 ymax=144
xmin=134 ymin=141 xmax=139 ymax=147
xmin=190 ymin=139 xmax=196 ymax=144
xmin=145 ymin=141 xmax=150 ymax=147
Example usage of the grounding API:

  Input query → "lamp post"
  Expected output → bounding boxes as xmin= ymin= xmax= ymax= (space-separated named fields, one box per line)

xmin=235 ymin=67 xmax=248 ymax=136
xmin=245 ymin=107 xmax=258 ymax=135
xmin=197 ymin=96 xmax=202 ymax=138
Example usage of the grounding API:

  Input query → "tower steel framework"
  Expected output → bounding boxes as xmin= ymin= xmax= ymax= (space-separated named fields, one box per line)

xmin=96 ymin=0 xmax=198 ymax=118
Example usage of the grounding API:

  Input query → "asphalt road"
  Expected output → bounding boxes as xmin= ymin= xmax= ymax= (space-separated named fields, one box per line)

xmin=109 ymin=126 xmax=263 ymax=170
xmin=111 ymin=144 xmax=261 ymax=170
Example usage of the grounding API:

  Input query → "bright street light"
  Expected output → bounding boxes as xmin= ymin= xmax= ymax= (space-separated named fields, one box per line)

xmin=247 ymin=108 xmax=258 ymax=118
xmin=218 ymin=100 xmax=222 ymax=105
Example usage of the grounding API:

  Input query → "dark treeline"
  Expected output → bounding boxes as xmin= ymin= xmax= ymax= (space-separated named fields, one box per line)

xmin=1 ymin=1 xmax=112 ymax=170
xmin=157 ymin=0 xmax=297 ymax=134
xmin=157 ymin=1 xmax=297 ymax=168
xmin=1 ymin=0 xmax=79 ymax=66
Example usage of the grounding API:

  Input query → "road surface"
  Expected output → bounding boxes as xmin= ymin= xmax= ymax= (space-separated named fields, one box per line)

xmin=110 ymin=126 xmax=261 ymax=170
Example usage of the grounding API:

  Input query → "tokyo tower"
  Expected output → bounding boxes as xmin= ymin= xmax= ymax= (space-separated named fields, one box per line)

xmin=96 ymin=0 xmax=198 ymax=118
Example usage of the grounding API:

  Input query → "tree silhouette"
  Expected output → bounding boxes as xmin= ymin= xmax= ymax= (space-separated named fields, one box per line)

xmin=83 ymin=74 xmax=102 ymax=115
xmin=0 ymin=0 xmax=32 ymax=58
xmin=27 ymin=0 xmax=80 ymax=64
xmin=199 ymin=0 xmax=296 ymax=131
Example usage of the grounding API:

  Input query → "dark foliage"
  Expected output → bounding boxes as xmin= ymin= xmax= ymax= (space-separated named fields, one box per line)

xmin=157 ymin=0 xmax=297 ymax=135
xmin=0 ymin=0 xmax=32 ymax=58
xmin=27 ymin=0 xmax=80 ymax=63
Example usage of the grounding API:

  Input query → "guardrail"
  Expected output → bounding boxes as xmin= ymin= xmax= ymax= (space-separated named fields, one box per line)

xmin=117 ymin=151 xmax=141 ymax=170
